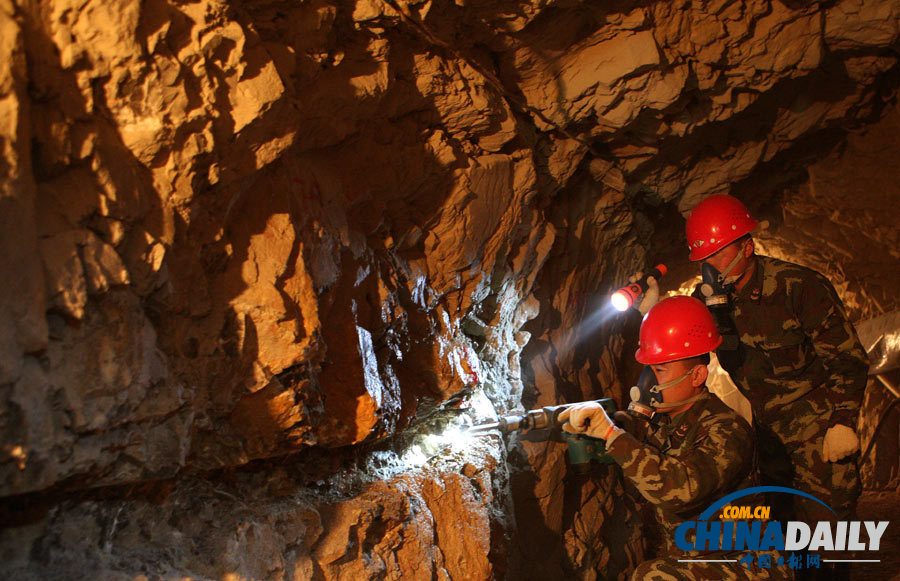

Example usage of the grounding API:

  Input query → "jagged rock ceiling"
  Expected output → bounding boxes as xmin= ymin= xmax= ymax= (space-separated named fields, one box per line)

xmin=0 ymin=0 xmax=898 ymax=578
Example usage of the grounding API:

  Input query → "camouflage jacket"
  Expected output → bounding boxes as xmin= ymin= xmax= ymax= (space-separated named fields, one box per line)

xmin=607 ymin=392 xmax=754 ymax=553
xmin=701 ymin=255 xmax=868 ymax=430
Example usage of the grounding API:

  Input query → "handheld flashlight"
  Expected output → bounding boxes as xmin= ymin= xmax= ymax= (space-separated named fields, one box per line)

xmin=611 ymin=264 xmax=667 ymax=312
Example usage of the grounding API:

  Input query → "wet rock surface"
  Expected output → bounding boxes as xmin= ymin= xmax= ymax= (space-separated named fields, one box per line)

xmin=1 ymin=0 xmax=899 ymax=578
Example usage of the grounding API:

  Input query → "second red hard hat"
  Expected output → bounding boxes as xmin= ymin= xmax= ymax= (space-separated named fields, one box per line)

xmin=685 ymin=194 xmax=758 ymax=261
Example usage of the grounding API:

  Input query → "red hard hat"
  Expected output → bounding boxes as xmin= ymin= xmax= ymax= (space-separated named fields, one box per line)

xmin=685 ymin=194 xmax=758 ymax=261
xmin=635 ymin=296 xmax=723 ymax=364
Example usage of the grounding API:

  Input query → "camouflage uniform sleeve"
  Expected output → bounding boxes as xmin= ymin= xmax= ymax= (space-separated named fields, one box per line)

xmin=606 ymin=418 xmax=753 ymax=513
xmin=794 ymin=271 xmax=869 ymax=428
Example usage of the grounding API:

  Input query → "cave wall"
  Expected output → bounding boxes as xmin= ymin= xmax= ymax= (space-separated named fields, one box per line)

xmin=0 ymin=439 xmax=512 ymax=580
xmin=1 ymin=0 xmax=898 ymax=578
xmin=754 ymin=103 xmax=900 ymax=491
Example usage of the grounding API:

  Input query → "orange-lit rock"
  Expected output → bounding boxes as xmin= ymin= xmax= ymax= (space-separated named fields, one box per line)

xmin=0 ymin=0 xmax=898 ymax=578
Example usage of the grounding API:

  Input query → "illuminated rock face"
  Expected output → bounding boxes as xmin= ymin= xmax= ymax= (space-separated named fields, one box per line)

xmin=0 ymin=0 xmax=898 ymax=578
xmin=0 ymin=440 xmax=511 ymax=580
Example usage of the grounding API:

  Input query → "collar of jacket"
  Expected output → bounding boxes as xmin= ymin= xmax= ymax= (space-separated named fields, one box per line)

xmin=667 ymin=390 xmax=711 ymax=429
xmin=735 ymin=255 xmax=768 ymax=304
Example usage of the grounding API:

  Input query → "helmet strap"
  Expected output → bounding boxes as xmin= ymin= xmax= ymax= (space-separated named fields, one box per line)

xmin=650 ymin=368 xmax=694 ymax=394
xmin=649 ymin=366 xmax=704 ymax=410
xmin=653 ymin=391 xmax=706 ymax=410
xmin=719 ymin=240 xmax=749 ymax=284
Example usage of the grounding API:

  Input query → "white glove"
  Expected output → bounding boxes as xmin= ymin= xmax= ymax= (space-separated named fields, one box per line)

xmin=629 ymin=272 xmax=659 ymax=316
xmin=559 ymin=402 xmax=621 ymax=443
xmin=823 ymin=424 xmax=859 ymax=462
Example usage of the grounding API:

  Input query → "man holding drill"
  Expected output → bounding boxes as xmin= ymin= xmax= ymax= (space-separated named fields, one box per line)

xmin=561 ymin=296 xmax=781 ymax=579
xmin=683 ymin=194 xmax=868 ymax=531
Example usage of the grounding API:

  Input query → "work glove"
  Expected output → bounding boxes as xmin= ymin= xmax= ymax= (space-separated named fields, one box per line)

xmin=628 ymin=272 xmax=659 ymax=316
xmin=823 ymin=424 xmax=859 ymax=462
xmin=559 ymin=402 xmax=622 ymax=444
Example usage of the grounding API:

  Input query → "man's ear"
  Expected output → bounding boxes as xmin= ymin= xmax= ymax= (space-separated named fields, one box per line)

xmin=691 ymin=365 xmax=709 ymax=387
xmin=743 ymin=237 xmax=755 ymax=258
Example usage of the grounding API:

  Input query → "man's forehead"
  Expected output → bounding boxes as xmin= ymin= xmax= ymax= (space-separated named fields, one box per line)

xmin=652 ymin=358 xmax=704 ymax=371
xmin=651 ymin=360 xmax=681 ymax=370
xmin=708 ymin=237 xmax=744 ymax=258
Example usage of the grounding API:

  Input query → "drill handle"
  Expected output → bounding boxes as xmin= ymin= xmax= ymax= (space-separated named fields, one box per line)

xmin=544 ymin=398 xmax=618 ymax=430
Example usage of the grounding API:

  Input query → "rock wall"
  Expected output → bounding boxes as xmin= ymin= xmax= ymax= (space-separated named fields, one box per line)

xmin=0 ymin=0 xmax=898 ymax=578
xmin=757 ymin=104 xmax=900 ymax=492
xmin=0 ymin=438 xmax=511 ymax=580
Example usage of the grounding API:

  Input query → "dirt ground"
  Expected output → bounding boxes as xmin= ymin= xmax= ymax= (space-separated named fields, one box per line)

xmin=849 ymin=490 xmax=900 ymax=580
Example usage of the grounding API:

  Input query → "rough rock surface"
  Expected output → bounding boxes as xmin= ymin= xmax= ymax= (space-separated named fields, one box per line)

xmin=0 ymin=436 xmax=510 ymax=580
xmin=0 ymin=0 xmax=898 ymax=578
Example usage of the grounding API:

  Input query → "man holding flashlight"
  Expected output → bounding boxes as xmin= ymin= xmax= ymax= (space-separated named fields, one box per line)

xmin=683 ymin=194 xmax=867 ymax=533
xmin=561 ymin=296 xmax=781 ymax=579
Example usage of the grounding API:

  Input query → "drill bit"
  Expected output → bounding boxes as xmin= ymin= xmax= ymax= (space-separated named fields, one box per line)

xmin=466 ymin=421 xmax=501 ymax=435
xmin=467 ymin=415 xmax=524 ymax=435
